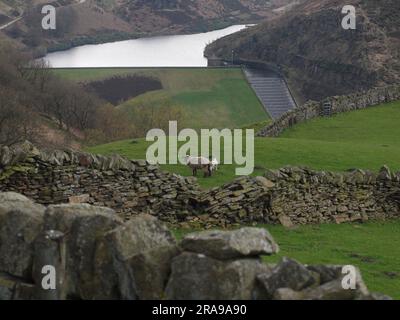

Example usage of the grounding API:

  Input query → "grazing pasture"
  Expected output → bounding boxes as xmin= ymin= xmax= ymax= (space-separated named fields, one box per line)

xmin=54 ymin=67 xmax=269 ymax=131
xmin=88 ymin=100 xmax=400 ymax=188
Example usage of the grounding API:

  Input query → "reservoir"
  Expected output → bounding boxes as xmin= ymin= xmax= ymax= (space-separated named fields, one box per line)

xmin=43 ymin=25 xmax=249 ymax=68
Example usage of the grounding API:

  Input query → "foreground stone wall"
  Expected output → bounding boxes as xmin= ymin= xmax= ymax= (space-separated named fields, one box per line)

xmin=1 ymin=142 xmax=399 ymax=227
xmin=0 ymin=142 xmax=199 ymax=223
xmin=0 ymin=192 xmax=391 ymax=300
xmin=257 ymin=85 xmax=400 ymax=137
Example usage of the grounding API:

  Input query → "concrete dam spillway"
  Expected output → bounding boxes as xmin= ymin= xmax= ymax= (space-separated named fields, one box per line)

xmin=243 ymin=67 xmax=297 ymax=119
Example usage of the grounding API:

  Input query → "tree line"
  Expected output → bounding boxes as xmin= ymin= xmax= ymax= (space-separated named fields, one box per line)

xmin=0 ymin=43 xmax=134 ymax=147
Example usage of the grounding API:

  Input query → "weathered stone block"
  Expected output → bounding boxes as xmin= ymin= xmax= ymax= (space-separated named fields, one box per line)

xmin=255 ymin=257 xmax=318 ymax=299
xmin=165 ymin=252 xmax=271 ymax=300
xmin=69 ymin=194 xmax=90 ymax=204
xmin=0 ymin=192 xmax=45 ymax=279
xmin=43 ymin=203 xmax=123 ymax=299
xmin=93 ymin=214 xmax=178 ymax=300
xmin=181 ymin=227 xmax=279 ymax=260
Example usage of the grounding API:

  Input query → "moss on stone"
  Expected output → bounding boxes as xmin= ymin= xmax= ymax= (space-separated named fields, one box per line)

xmin=0 ymin=163 xmax=36 ymax=181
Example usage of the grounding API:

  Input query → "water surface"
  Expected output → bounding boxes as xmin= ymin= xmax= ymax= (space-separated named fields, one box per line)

xmin=44 ymin=25 xmax=249 ymax=68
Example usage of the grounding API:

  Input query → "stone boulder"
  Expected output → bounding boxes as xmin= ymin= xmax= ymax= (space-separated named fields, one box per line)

xmin=42 ymin=203 xmax=124 ymax=299
xmin=265 ymin=262 xmax=374 ymax=300
xmin=0 ymin=192 xmax=33 ymax=203
xmin=0 ymin=273 xmax=35 ymax=300
xmin=0 ymin=141 xmax=40 ymax=168
xmin=273 ymin=288 xmax=304 ymax=300
xmin=165 ymin=252 xmax=271 ymax=300
xmin=377 ymin=165 xmax=392 ymax=181
xmin=181 ymin=227 xmax=279 ymax=260
xmin=0 ymin=276 xmax=14 ymax=300
xmin=94 ymin=214 xmax=179 ymax=300
xmin=302 ymin=279 xmax=362 ymax=300
xmin=273 ymin=278 xmax=373 ymax=300
xmin=0 ymin=192 xmax=45 ymax=279
xmin=255 ymin=176 xmax=275 ymax=188
xmin=0 ymin=192 xmax=392 ymax=300
xmin=0 ymin=146 xmax=11 ymax=168
xmin=255 ymin=258 xmax=318 ymax=299
xmin=306 ymin=264 xmax=342 ymax=284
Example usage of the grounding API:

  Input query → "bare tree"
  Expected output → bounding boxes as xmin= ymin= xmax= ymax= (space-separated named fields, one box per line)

xmin=67 ymin=89 xmax=99 ymax=131
xmin=0 ymin=87 xmax=37 ymax=146
xmin=45 ymin=79 xmax=71 ymax=130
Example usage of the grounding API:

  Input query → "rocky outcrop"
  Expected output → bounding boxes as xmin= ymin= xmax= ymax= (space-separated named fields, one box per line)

xmin=0 ymin=192 xmax=390 ymax=300
xmin=0 ymin=192 xmax=180 ymax=300
xmin=206 ymin=0 xmax=400 ymax=102
xmin=9 ymin=0 xmax=296 ymax=53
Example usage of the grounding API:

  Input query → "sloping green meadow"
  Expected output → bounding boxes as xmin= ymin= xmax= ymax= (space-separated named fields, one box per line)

xmin=85 ymin=93 xmax=400 ymax=299
xmin=88 ymin=100 xmax=400 ymax=188
xmin=54 ymin=67 xmax=269 ymax=130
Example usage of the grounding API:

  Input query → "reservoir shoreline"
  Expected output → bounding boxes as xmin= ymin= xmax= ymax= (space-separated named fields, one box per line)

xmin=43 ymin=25 xmax=251 ymax=68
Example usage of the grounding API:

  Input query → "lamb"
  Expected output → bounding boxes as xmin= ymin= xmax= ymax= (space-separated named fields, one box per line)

xmin=210 ymin=157 xmax=219 ymax=172
xmin=184 ymin=155 xmax=212 ymax=177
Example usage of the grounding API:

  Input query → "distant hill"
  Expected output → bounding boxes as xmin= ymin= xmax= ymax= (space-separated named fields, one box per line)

xmin=205 ymin=0 xmax=400 ymax=102
xmin=0 ymin=0 xmax=299 ymax=54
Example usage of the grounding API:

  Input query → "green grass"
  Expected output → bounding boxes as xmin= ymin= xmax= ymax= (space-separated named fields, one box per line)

xmin=84 ymin=89 xmax=400 ymax=299
xmin=87 ymin=100 xmax=400 ymax=188
xmin=54 ymin=67 xmax=269 ymax=130
xmin=281 ymin=100 xmax=400 ymax=146
xmin=174 ymin=220 xmax=400 ymax=299
xmin=87 ymin=137 xmax=266 ymax=189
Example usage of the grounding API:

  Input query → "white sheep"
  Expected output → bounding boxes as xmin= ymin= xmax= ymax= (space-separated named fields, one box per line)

xmin=210 ymin=157 xmax=219 ymax=172
xmin=184 ymin=155 xmax=212 ymax=177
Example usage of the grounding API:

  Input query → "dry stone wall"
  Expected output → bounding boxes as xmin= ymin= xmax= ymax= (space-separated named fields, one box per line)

xmin=263 ymin=166 xmax=400 ymax=225
xmin=1 ymin=142 xmax=399 ymax=227
xmin=0 ymin=193 xmax=391 ymax=300
xmin=191 ymin=167 xmax=400 ymax=227
xmin=257 ymin=85 xmax=400 ymax=137
xmin=0 ymin=141 xmax=199 ymax=223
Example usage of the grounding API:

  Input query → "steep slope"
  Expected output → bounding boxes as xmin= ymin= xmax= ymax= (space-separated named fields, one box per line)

xmin=205 ymin=0 xmax=400 ymax=102
xmin=0 ymin=0 xmax=299 ymax=53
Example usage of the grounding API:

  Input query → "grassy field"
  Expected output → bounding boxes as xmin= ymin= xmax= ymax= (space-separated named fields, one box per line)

xmin=54 ymin=68 xmax=269 ymax=130
xmin=174 ymin=220 xmax=400 ymax=299
xmin=84 ymin=90 xmax=400 ymax=299
xmin=88 ymin=100 xmax=400 ymax=188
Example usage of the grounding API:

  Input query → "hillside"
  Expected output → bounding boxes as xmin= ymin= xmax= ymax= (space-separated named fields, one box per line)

xmin=54 ymin=68 xmax=269 ymax=134
xmin=0 ymin=43 xmax=139 ymax=149
xmin=205 ymin=0 xmax=400 ymax=102
xmin=0 ymin=0 xmax=300 ymax=54
xmin=88 ymin=100 xmax=400 ymax=188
